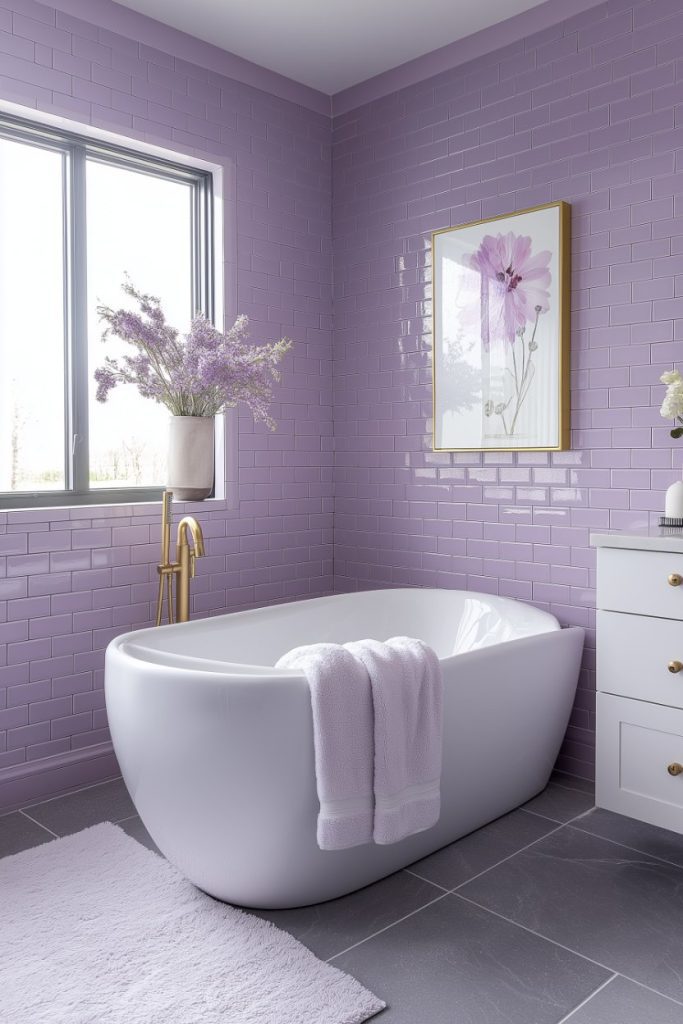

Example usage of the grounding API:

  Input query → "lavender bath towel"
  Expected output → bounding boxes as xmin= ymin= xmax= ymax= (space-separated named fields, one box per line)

xmin=277 ymin=643 xmax=375 ymax=850
xmin=277 ymin=636 xmax=443 ymax=849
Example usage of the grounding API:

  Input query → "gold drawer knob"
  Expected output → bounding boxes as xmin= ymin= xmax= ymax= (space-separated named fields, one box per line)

xmin=669 ymin=573 xmax=683 ymax=587
xmin=668 ymin=763 xmax=683 ymax=776
xmin=669 ymin=661 xmax=683 ymax=674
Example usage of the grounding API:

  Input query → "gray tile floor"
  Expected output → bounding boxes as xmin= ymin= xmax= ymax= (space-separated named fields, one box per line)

xmin=2 ymin=774 xmax=683 ymax=1022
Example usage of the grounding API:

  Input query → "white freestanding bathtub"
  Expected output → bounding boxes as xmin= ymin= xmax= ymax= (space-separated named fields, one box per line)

xmin=105 ymin=588 xmax=584 ymax=909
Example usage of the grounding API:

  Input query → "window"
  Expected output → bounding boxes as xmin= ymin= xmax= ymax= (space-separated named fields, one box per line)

xmin=0 ymin=113 xmax=213 ymax=508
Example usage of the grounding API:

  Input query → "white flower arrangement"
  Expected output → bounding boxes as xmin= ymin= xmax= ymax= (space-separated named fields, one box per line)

xmin=660 ymin=369 xmax=683 ymax=438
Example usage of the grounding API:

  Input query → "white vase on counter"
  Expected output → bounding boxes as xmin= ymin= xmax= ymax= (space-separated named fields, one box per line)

xmin=168 ymin=415 xmax=215 ymax=501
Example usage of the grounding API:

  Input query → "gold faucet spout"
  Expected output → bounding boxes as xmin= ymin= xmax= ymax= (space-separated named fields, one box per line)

xmin=177 ymin=516 xmax=205 ymax=557
xmin=175 ymin=516 xmax=205 ymax=622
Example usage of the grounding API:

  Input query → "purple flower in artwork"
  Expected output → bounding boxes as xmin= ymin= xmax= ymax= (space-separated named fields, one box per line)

xmin=470 ymin=231 xmax=551 ymax=347
xmin=463 ymin=231 xmax=553 ymax=440
xmin=94 ymin=278 xmax=292 ymax=429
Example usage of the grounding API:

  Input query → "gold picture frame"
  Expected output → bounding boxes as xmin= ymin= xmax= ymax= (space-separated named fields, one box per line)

xmin=432 ymin=200 xmax=571 ymax=452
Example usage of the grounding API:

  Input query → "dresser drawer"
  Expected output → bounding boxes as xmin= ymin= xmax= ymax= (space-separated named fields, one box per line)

xmin=597 ymin=610 xmax=683 ymax=709
xmin=597 ymin=547 xmax=683 ymax=619
xmin=597 ymin=692 xmax=683 ymax=833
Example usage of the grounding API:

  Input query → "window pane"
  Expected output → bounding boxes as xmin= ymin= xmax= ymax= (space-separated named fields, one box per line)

xmin=0 ymin=138 xmax=66 ymax=492
xmin=86 ymin=160 xmax=194 ymax=489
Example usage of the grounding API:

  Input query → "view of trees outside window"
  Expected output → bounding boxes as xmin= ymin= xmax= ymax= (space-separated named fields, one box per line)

xmin=0 ymin=137 xmax=66 ymax=492
xmin=86 ymin=161 xmax=193 ymax=489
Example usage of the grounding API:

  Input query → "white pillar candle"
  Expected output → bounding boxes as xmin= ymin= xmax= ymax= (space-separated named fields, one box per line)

xmin=665 ymin=479 xmax=683 ymax=518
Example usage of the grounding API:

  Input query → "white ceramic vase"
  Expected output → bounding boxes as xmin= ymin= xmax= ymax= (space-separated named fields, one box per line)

xmin=168 ymin=415 xmax=215 ymax=501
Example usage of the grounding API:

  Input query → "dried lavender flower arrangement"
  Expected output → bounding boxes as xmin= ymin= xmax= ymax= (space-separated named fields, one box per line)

xmin=661 ymin=369 xmax=683 ymax=439
xmin=94 ymin=278 xmax=292 ymax=429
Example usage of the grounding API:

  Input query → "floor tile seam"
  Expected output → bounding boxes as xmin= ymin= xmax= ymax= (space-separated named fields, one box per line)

xmin=18 ymin=809 xmax=60 ymax=839
xmin=20 ymin=775 xmax=123 ymax=812
xmin=626 ymin=973 xmax=683 ymax=1011
xmin=454 ymin=893 xmax=683 ymax=1010
xmin=554 ymin=974 xmax=618 ymax=1024
xmin=567 ymin=820 xmax=683 ymax=872
xmin=453 ymin=892 xmax=624 ymax=978
xmin=550 ymin=778 xmax=596 ymax=796
xmin=325 ymin=890 xmax=451 ymax=963
xmin=401 ymin=808 xmax=594 ymax=896
xmin=448 ymin=819 xmax=570 ymax=893
xmin=402 ymin=814 xmax=578 ymax=893
xmin=401 ymin=867 xmax=451 ymax=892
xmin=448 ymin=806 xmax=605 ymax=893
xmin=521 ymin=804 xmax=596 ymax=826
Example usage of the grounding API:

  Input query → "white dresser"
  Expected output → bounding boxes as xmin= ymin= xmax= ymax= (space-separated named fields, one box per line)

xmin=592 ymin=530 xmax=683 ymax=834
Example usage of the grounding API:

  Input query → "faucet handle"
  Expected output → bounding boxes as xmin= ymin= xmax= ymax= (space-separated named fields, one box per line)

xmin=190 ymin=550 xmax=196 ymax=579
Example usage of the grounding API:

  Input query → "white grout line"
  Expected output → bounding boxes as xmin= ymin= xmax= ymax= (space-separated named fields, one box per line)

xmin=454 ymin=894 xmax=683 ymax=1011
xmin=447 ymin=805 xmax=609 ymax=895
xmin=567 ymin=821 xmax=683 ymax=872
xmin=20 ymin=775 xmax=123 ymax=812
xmin=454 ymin=892 xmax=627 ymax=980
xmin=402 ymin=867 xmax=450 ymax=892
xmin=449 ymin=819 xmax=570 ymax=893
xmin=521 ymin=807 xmax=569 ymax=824
xmin=554 ymin=974 xmax=618 ymax=1024
xmin=326 ymin=890 xmax=451 ymax=963
xmin=626 ymin=975 xmax=683 ymax=1011
xmin=19 ymin=810 xmax=60 ymax=839
xmin=549 ymin=777 xmax=595 ymax=797
xmin=407 ymin=801 xmax=598 ymax=895
xmin=551 ymin=783 xmax=594 ymax=797
xmin=521 ymin=804 xmax=596 ymax=826
xmin=405 ymin=813 xmax=579 ymax=895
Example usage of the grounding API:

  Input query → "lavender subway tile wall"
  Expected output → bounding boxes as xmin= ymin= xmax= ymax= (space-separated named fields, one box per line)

xmin=0 ymin=0 xmax=333 ymax=809
xmin=0 ymin=0 xmax=681 ymax=806
xmin=332 ymin=0 xmax=683 ymax=782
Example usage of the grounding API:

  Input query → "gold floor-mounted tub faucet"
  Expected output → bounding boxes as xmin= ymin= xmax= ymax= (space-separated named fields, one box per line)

xmin=155 ymin=490 xmax=205 ymax=625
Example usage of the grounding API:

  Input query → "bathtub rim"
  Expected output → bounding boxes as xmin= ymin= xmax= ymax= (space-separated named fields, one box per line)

xmin=109 ymin=587 xmax=560 ymax=678
xmin=107 ymin=628 xmax=572 ymax=683
xmin=109 ymin=586 xmax=559 ymax=676
xmin=107 ymin=587 xmax=564 ymax=684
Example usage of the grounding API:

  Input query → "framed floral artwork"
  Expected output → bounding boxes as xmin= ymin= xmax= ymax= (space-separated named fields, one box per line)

xmin=432 ymin=201 xmax=570 ymax=451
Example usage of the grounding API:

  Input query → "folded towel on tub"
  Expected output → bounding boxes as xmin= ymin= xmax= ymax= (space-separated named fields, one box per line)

xmin=348 ymin=637 xmax=443 ymax=845
xmin=276 ymin=636 xmax=443 ymax=849
xmin=276 ymin=643 xmax=375 ymax=850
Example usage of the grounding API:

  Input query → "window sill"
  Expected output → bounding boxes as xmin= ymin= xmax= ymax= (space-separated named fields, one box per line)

xmin=0 ymin=488 xmax=164 ymax=511
xmin=0 ymin=493 xmax=230 ymax=520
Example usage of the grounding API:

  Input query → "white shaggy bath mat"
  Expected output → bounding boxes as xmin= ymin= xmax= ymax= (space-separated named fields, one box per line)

xmin=0 ymin=822 xmax=384 ymax=1024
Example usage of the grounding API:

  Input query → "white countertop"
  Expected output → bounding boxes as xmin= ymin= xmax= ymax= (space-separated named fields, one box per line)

xmin=591 ymin=528 xmax=683 ymax=553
